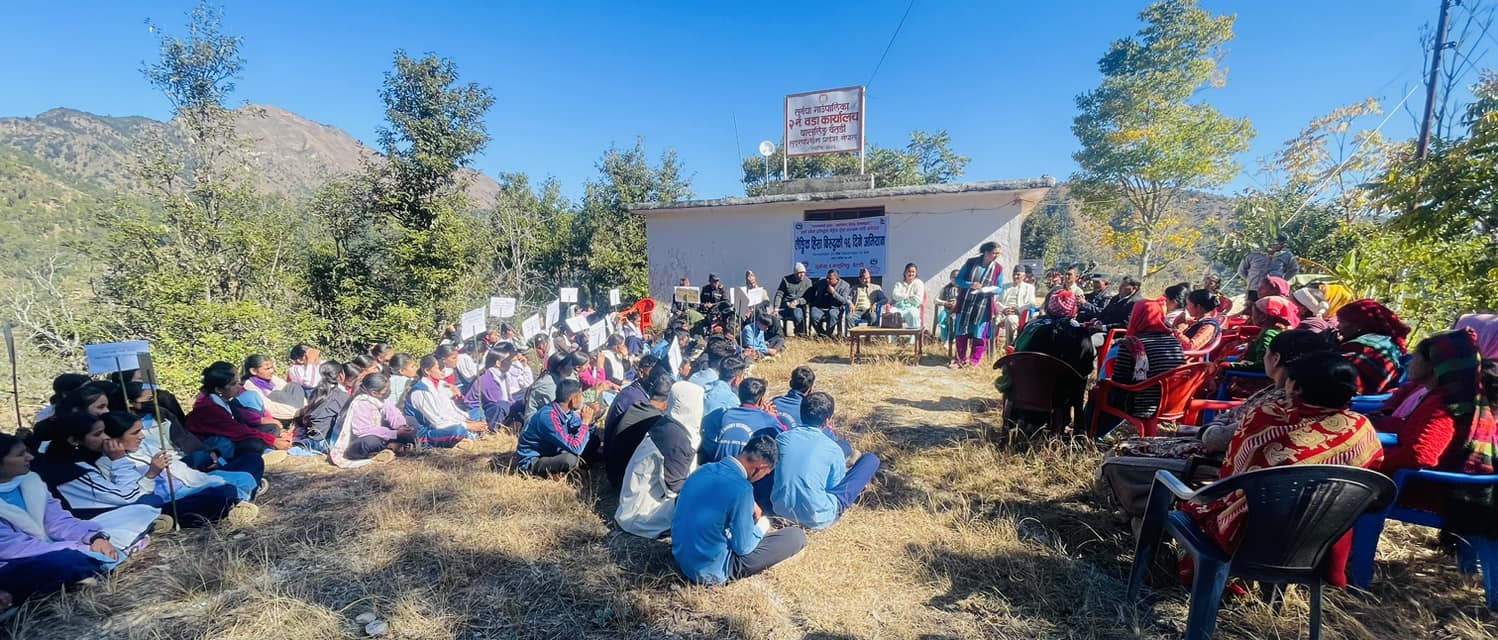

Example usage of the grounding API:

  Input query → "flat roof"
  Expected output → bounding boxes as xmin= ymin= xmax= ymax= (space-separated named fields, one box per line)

xmin=628 ymin=177 xmax=1056 ymax=213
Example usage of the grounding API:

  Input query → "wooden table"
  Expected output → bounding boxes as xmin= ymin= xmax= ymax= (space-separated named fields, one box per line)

xmin=848 ymin=326 xmax=924 ymax=364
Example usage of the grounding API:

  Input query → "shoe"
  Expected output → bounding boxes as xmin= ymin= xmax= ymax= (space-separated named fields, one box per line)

xmin=225 ymin=502 xmax=259 ymax=527
xmin=151 ymin=514 xmax=176 ymax=533
xmin=256 ymin=478 xmax=269 ymax=499
xmin=373 ymin=449 xmax=396 ymax=463
xmin=455 ymin=440 xmax=475 ymax=451
xmin=262 ymin=450 xmax=289 ymax=466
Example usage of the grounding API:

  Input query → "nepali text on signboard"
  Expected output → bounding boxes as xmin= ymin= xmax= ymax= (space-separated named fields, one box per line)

xmin=792 ymin=217 xmax=888 ymax=277
xmin=784 ymin=86 xmax=864 ymax=157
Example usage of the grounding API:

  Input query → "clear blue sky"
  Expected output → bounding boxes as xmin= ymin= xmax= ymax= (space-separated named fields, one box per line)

xmin=0 ymin=1 xmax=1467 ymax=200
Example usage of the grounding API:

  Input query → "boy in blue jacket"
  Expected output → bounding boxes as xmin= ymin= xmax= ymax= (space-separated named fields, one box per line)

xmin=517 ymin=379 xmax=597 ymax=476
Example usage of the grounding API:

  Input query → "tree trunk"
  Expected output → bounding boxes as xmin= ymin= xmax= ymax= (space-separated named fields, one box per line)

xmin=1139 ymin=236 xmax=1155 ymax=284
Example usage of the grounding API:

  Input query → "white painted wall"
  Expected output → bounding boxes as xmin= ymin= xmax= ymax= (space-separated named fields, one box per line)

xmin=642 ymin=188 xmax=1048 ymax=328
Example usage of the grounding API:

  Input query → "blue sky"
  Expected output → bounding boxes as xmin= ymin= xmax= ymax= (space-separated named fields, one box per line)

xmin=0 ymin=1 xmax=1467 ymax=200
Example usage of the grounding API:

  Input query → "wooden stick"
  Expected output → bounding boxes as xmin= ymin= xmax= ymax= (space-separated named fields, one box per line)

xmin=2 ymin=325 xmax=20 ymax=431
xmin=120 ymin=355 xmax=180 ymax=531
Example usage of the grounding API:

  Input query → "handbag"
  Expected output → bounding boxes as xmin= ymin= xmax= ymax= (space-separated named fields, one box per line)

xmin=880 ymin=312 xmax=902 ymax=328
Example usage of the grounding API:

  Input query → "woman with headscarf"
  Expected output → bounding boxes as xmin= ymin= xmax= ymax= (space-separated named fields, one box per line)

xmin=1454 ymin=313 xmax=1498 ymax=361
xmin=1291 ymin=286 xmax=1336 ymax=333
xmin=1335 ymin=299 xmax=1410 ymax=395
xmin=1106 ymin=299 xmax=1188 ymax=421
xmin=1181 ymin=352 xmax=1385 ymax=587
xmin=615 ymin=382 xmax=705 ymax=539
xmin=949 ymin=241 xmax=1004 ymax=369
xmin=1257 ymin=275 xmax=1291 ymax=300
xmin=1320 ymin=282 xmax=1356 ymax=317
xmin=1377 ymin=329 xmax=1497 ymax=488
xmin=1224 ymin=296 xmax=1300 ymax=375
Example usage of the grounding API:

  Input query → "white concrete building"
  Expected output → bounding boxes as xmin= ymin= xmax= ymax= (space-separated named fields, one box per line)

xmin=630 ymin=178 xmax=1055 ymax=328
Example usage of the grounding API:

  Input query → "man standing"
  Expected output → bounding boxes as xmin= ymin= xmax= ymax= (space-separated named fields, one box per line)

xmin=1267 ymin=234 xmax=1299 ymax=282
xmin=807 ymin=269 xmax=851 ymax=338
xmin=774 ymin=263 xmax=813 ymax=336
xmin=847 ymin=268 xmax=887 ymax=326
xmin=1237 ymin=236 xmax=1277 ymax=306
xmin=672 ymin=434 xmax=807 ymax=585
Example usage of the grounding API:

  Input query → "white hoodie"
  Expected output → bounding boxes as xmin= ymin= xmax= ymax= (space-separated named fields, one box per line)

xmin=615 ymin=382 xmax=704 ymax=539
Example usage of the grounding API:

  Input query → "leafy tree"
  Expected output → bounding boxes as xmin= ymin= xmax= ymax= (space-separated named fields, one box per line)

xmin=1070 ymin=0 xmax=1254 ymax=280
xmin=485 ymin=173 xmax=573 ymax=306
xmin=579 ymin=139 xmax=692 ymax=299
xmin=739 ymin=129 xmax=969 ymax=196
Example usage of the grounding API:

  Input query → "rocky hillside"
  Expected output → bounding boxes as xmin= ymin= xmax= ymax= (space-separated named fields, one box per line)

xmin=0 ymin=104 xmax=500 ymax=201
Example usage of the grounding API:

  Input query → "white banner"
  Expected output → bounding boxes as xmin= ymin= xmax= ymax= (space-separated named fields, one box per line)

xmin=792 ymin=216 xmax=888 ymax=277
xmin=785 ymin=86 xmax=864 ymax=157
xmin=559 ymin=287 xmax=579 ymax=304
xmin=587 ymin=321 xmax=608 ymax=351
xmin=84 ymin=341 xmax=151 ymax=375
xmin=545 ymin=300 xmax=561 ymax=329
xmin=460 ymin=307 xmax=487 ymax=340
xmin=521 ymin=314 xmax=543 ymax=341
xmin=490 ymin=296 xmax=517 ymax=318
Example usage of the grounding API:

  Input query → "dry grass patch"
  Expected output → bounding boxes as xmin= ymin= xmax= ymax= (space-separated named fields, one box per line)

xmin=4 ymin=340 xmax=1492 ymax=639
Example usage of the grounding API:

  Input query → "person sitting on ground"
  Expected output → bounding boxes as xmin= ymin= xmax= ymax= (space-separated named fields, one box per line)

xmin=0 ymin=433 xmax=144 ymax=605
xmin=329 ymin=373 xmax=417 ymax=468
xmin=113 ymin=383 xmax=262 ymax=502
xmin=386 ymin=353 xmax=418 ymax=402
xmin=603 ymin=355 xmax=661 ymax=440
xmin=237 ymin=355 xmax=303 ymax=426
xmin=1180 ymin=352 xmax=1383 ymax=588
xmin=523 ymin=352 xmax=587 ymax=423
xmin=604 ymin=371 xmax=673 ymax=489
xmin=186 ymin=362 xmax=291 ymax=463
xmin=107 ymin=381 xmax=217 ymax=486
xmin=27 ymin=381 xmax=116 ymax=453
xmin=1175 ymin=289 xmax=1224 ymax=352
xmin=702 ymin=356 xmax=747 ymax=423
xmin=807 ymin=269 xmax=852 ymax=338
xmin=33 ymin=413 xmax=169 ymax=534
xmin=406 ymin=355 xmax=484 ymax=449
xmin=286 ymin=344 xmax=322 ymax=397
xmin=934 ymin=269 xmax=961 ymax=342
xmin=1087 ymin=299 xmax=1187 ymax=436
xmin=671 ymin=433 xmax=806 ymax=585
xmin=1335 ymin=299 xmax=1411 ymax=395
xmin=687 ymin=336 xmax=736 ymax=388
xmin=775 ymin=263 xmax=814 ymax=336
xmin=33 ymin=374 xmax=91 ymax=426
xmin=1101 ymin=330 xmax=1337 ymax=520
xmin=997 ymin=265 xmax=1038 ymax=345
xmin=616 ymin=382 xmax=705 ymax=538
xmin=890 ymin=262 xmax=926 ymax=330
xmin=368 ymin=343 xmax=395 ymax=371
xmin=740 ymin=312 xmax=781 ymax=360
xmin=600 ymin=334 xmax=630 ymax=387
xmin=847 ymin=268 xmax=888 ymax=326
xmin=577 ymin=349 xmax=616 ymax=393
xmin=772 ymin=393 xmax=879 ymax=530
xmin=465 ymin=344 xmax=527 ymax=431
xmin=702 ymin=378 xmax=788 ymax=464
xmin=455 ymin=340 xmax=487 ymax=391
xmin=771 ymin=366 xmax=816 ymax=431
xmin=97 ymin=412 xmax=256 ymax=527
xmin=517 ymin=379 xmax=598 ymax=476
xmin=295 ymin=361 xmax=352 ymax=451
xmin=651 ymin=329 xmax=693 ymax=381
xmin=999 ymin=290 xmax=1096 ymax=424
xmin=432 ymin=345 xmax=462 ymax=389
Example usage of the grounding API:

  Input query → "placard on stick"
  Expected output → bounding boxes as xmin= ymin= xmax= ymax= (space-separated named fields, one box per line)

xmin=84 ymin=341 xmax=152 ymax=375
xmin=559 ymin=287 xmax=579 ymax=304
xmin=460 ymin=307 xmax=487 ymax=340
xmin=490 ymin=296 xmax=517 ymax=318
xmin=674 ymin=286 xmax=701 ymax=304
xmin=587 ymin=321 xmax=607 ymax=350
xmin=545 ymin=300 xmax=561 ymax=328
xmin=521 ymin=314 xmax=543 ymax=341
xmin=608 ymin=288 xmax=621 ymax=307
xmin=564 ymin=315 xmax=590 ymax=334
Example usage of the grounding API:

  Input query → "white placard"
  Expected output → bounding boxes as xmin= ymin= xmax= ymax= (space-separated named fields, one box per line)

xmin=608 ymin=288 xmax=621 ymax=307
xmin=490 ymin=296 xmax=517 ymax=318
xmin=460 ymin=307 xmax=487 ymax=340
xmin=521 ymin=314 xmax=543 ymax=341
xmin=674 ymin=286 xmax=701 ymax=304
xmin=559 ymin=287 xmax=579 ymax=303
xmin=587 ymin=321 xmax=608 ymax=350
xmin=545 ymin=300 xmax=561 ymax=329
xmin=85 ymin=341 xmax=151 ymax=375
xmin=744 ymin=288 xmax=767 ymax=306
xmin=565 ymin=315 xmax=590 ymax=333
xmin=785 ymin=85 xmax=864 ymax=157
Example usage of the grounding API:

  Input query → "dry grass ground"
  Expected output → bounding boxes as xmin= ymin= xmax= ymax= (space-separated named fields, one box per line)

xmin=6 ymin=340 xmax=1494 ymax=639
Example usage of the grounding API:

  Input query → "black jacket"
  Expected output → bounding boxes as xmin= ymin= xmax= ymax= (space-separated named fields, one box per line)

xmin=807 ymin=278 xmax=852 ymax=310
xmin=774 ymin=273 xmax=812 ymax=309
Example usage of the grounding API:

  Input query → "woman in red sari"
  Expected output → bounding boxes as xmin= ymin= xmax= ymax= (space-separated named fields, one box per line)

xmin=1182 ymin=351 xmax=1384 ymax=586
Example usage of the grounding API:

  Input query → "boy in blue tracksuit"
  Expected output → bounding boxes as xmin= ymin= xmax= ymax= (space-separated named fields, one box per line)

xmin=516 ymin=379 xmax=597 ymax=476
xmin=771 ymin=392 xmax=880 ymax=530
xmin=701 ymin=378 xmax=787 ymax=463
xmin=672 ymin=434 xmax=806 ymax=584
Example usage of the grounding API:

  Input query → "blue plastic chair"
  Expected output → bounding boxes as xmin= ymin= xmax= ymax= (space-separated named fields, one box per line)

xmin=1129 ymin=465 xmax=1396 ymax=640
xmin=1349 ymin=468 xmax=1498 ymax=610
xmin=1349 ymin=393 xmax=1393 ymax=414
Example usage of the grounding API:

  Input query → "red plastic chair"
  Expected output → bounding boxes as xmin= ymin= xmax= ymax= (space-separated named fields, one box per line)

xmin=1096 ymin=328 xmax=1127 ymax=376
xmin=1089 ymin=362 xmax=1213 ymax=438
xmin=1182 ymin=329 xmax=1223 ymax=363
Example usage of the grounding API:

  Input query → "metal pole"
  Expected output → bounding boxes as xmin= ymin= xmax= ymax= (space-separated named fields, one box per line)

xmin=859 ymin=86 xmax=868 ymax=175
xmin=1417 ymin=0 xmax=1453 ymax=161
xmin=3 ymin=325 xmax=20 ymax=431
xmin=763 ymin=155 xmax=769 ymax=189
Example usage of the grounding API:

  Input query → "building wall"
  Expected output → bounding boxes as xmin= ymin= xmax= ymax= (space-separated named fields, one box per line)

xmin=643 ymin=189 xmax=1045 ymax=328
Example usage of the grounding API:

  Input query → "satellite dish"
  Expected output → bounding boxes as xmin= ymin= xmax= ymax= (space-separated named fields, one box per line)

xmin=758 ymin=140 xmax=776 ymax=157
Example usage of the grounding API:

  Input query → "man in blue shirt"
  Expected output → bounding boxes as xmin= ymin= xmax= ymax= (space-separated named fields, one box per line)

xmin=672 ymin=434 xmax=806 ymax=585
xmin=701 ymin=356 xmax=746 ymax=428
xmin=701 ymin=378 xmax=786 ymax=463
xmin=517 ymin=379 xmax=598 ymax=476
xmin=771 ymin=392 xmax=880 ymax=530
xmin=770 ymin=366 xmax=816 ymax=430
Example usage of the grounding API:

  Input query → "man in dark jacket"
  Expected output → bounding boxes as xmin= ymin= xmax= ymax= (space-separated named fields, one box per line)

xmin=807 ymin=269 xmax=851 ymax=338
xmin=1087 ymin=276 xmax=1141 ymax=330
xmin=605 ymin=372 xmax=672 ymax=489
xmin=774 ymin=263 xmax=813 ymax=336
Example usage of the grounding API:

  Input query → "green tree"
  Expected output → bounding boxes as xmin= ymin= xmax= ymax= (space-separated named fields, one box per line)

xmin=1070 ymin=0 xmax=1254 ymax=280
xmin=578 ymin=139 xmax=692 ymax=299
xmin=739 ymin=129 xmax=969 ymax=196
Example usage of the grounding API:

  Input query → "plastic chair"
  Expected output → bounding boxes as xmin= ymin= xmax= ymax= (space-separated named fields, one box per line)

xmin=1096 ymin=328 xmax=1127 ymax=375
xmin=1090 ymin=362 xmax=1213 ymax=438
xmin=1129 ymin=465 xmax=1397 ymax=640
xmin=1348 ymin=393 xmax=1392 ymax=415
xmin=1182 ymin=330 xmax=1223 ymax=363
xmin=992 ymin=353 xmax=1087 ymax=436
xmin=1349 ymin=468 xmax=1498 ymax=610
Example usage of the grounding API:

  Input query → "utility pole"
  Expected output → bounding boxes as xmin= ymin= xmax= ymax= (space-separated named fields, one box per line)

xmin=1417 ymin=0 xmax=1454 ymax=161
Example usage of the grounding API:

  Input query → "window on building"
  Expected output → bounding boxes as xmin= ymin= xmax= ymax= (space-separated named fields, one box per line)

xmin=803 ymin=206 xmax=885 ymax=221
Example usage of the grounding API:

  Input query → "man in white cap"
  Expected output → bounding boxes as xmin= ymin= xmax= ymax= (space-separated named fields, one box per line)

xmin=774 ymin=263 xmax=813 ymax=337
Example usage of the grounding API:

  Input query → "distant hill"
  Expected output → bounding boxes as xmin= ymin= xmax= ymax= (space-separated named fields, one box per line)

xmin=0 ymin=104 xmax=501 ymax=201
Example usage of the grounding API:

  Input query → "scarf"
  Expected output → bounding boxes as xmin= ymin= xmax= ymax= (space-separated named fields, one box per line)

xmin=1046 ymin=289 xmax=1078 ymax=318
xmin=1121 ymin=299 xmax=1171 ymax=380
xmin=1424 ymin=329 xmax=1498 ymax=474
xmin=1322 ymin=283 xmax=1355 ymax=317
xmin=1261 ymin=276 xmax=1291 ymax=298
xmin=1454 ymin=313 xmax=1498 ymax=361
xmin=1336 ymin=299 xmax=1411 ymax=350
xmin=0 ymin=473 xmax=50 ymax=541
xmin=1255 ymin=295 xmax=1301 ymax=330
xmin=246 ymin=376 xmax=275 ymax=396
xmin=1292 ymin=287 xmax=1329 ymax=317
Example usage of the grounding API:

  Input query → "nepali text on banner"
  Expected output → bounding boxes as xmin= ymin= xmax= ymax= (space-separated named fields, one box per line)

xmin=792 ymin=217 xmax=887 ymax=278
xmin=785 ymin=86 xmax=863 ymax=157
